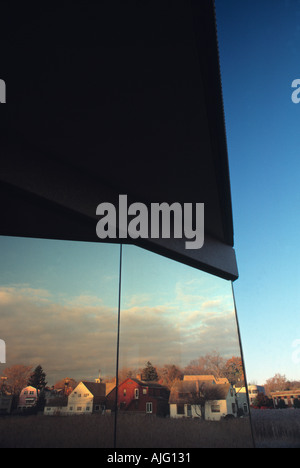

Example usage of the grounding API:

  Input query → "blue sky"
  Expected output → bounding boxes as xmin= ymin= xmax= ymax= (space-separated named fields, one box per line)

xmin=215 ymin=0 xmax=300 ymax=383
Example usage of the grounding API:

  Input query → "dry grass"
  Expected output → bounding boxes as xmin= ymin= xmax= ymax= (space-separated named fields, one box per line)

xmin=251 ymin=408 xmax=300 ymax=448
xmin=0 ymin=414 xmax=253 ymax=448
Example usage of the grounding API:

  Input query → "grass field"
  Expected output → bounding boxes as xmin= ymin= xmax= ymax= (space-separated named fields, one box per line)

xmin=251 ymin=408 xmax=300 ymax=448
xmin=1 ymin=410 xmax=299 ymax=448
xmin=0 ymin=413 xmax=253 ymax=448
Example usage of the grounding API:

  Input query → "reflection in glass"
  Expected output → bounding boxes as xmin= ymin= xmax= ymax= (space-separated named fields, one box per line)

xmin=0 ymin=236 xmax=120 ymax=448
xmin=115 ymin=245 xmax=253 ymax=448
xmin=0 ymin=236 xmax=253 ymax=448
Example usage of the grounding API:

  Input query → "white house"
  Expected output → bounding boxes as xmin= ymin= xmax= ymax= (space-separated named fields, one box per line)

xmin=169 ymin=376 xmax=237 ymax=421
xmin=234 ymin=384 xmax=266 ymax=414
xmin=44 ymin=381 xmax=106 ymax=416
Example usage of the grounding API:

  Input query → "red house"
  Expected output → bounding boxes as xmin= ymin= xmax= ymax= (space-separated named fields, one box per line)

xmin=107 ymin=377 xmax=170 ymax=417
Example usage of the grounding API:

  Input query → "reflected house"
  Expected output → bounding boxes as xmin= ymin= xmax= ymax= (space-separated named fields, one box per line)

xmin=44 ymin=381 xmax=107 ymax=416
xmin=169 ymin=376 xmax=237 ymax=421
xmin=18 ymin=386 xmax=39 ymax=410
xmin=0 ymin=396 xmax=13 ymax=415
xmin=107 ymin=377 xmax=170 ymax=417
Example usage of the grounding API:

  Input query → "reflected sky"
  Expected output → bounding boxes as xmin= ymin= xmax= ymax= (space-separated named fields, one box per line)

xmin=0 ymin=237 xmax=242 ymax=385
xmin=119 ymin=245 xmax=241 ymax=371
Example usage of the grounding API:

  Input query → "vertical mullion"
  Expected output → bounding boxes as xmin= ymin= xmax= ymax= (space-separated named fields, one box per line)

xmin=113 ymin=243 xmax=123 ymax=449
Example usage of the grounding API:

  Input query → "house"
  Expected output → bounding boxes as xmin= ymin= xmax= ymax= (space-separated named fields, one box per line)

xmin=0 ymin=395 xmax=13 ymax=415
xmin=183 ymin=375 xmax=229 ymax=385
xmin=270 ymin=389 xmax=300 ymax=408
xmin=234 ymin=384 xmax=266 ymax=414
xmin=43 ymin=397 xmax=68 ymax=416
xmin=106 ymin=377 xmax=170 ymax=417
xmin=44 ymin=381 xmax=106 ymax=416
xmin=169 ymin=377 xmax=237 ymax=421
xmin=18 ymin=386 xmax=39 ymax=410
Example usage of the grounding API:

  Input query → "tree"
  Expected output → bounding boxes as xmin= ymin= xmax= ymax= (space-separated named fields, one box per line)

xmin=1 ymin=365 xmax=32 ymax=395
xmin=54 ymin=378 xmax=77 ymax=396
xmin=28 ymin=365 xmax=47 ymax=391
xmin=184 ymin=352 xmax=226 ymax=378
xmin=294 ymin=398 xmax=300 ymax=409
xmin=277 ymin=399 xmax=287 ymax=409
xmin=158 ymin=364 xmax=183 ymax=388
xmin=142 ymin=361 xmax=158 ymax=382
xmin=264 ymin=374 xmax=288 ymax=393
xmin=252 ymin=392 xmax=273 ymax=408
xmin=188 ymin=382 xmax=225 ymax=420
xmin=224 ymin=357 xmax=245 ymax=386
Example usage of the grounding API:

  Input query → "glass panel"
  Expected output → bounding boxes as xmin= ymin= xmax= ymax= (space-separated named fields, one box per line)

xmin=0 ymin=236 xmax=120 ymax=448
xmin=116 ymin=245 xmax=253 ymax=448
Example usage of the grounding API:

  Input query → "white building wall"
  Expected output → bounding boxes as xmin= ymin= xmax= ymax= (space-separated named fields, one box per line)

xmin=66 ymin=382 xmax=94 ymax=415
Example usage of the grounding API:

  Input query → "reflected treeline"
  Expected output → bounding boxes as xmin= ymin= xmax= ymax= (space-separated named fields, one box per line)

xmin=112 ymin=353 xmax=245 ymax=388
xmin=0 ymin=352 xmax=245 ymax=396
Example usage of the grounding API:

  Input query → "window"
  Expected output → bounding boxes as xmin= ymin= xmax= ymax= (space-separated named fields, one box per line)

xmin=0 ymin=236 xmax=252 ymax=447
xmin=211 ymin=405 xmax=220 ymax=413
xmin=146 ymin=402 xmax=152 ymax=413
xmin=177 ymin=404 xmax=185 ymax=415
xmin=232 ymin=403 xmax=236 ymax=413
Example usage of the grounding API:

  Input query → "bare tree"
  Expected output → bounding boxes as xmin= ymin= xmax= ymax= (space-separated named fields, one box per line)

xmin=1 ymin=364 xmax=32 ymax=396
xmin=187 ymin=382 xmax=225 ymax=420
xmin=158 ymin=364 xmax=183 ymax=389
xmin=184 ymin=351 xmax=226 ymax=378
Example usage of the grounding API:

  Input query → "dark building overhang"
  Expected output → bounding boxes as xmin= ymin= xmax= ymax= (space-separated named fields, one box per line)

xmin=0 ymin=1 xmax=238 ymax=281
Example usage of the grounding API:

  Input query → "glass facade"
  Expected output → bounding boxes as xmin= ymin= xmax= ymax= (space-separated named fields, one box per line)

xmin=0 ymin=236 xmax=253 ymax=448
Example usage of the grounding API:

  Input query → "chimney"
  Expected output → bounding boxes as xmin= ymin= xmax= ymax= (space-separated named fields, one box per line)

xmin=136 ymin=374 xmax=142 ymax=381
xmin=95 ymin=369 xmax=101 ymax=383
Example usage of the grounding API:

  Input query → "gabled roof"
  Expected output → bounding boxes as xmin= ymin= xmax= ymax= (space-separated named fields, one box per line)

xmin=81 ymin=381 xmax=106 ymax=397
xmin=129 ymin=378 xmax=167 ymax=389
xmin=183 ymin=375 xmax=229 ymax=385
xmin=169 ymin=380 xmax=231 ymax=405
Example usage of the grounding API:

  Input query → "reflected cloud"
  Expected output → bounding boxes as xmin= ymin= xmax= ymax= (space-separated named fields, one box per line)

xmin=0 ymin=275 xmax=241 ymax=386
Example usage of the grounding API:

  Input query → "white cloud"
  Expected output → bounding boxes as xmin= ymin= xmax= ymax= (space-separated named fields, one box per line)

xmin=0 ymin=281 xmax=242 ymax=385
